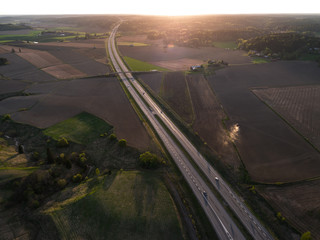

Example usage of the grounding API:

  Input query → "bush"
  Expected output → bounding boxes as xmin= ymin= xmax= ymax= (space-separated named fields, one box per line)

xmin=139 ymin=151 xmax=160 ymax=169
xmin=95 ymin=168 xmax=100 ymax=176
xmin=118 ymin=139 xmax=127 ymax=147
xmin=109 ymin=133 xmax=117 ymax=141
xmin=72 ymin=173 xmax=82 ymax=183
xmin=32 ymin=151 xmax=40 ymax=161
xmin=1 ymin=114 xmax=11 ymax=121
xmin=301 ymin=232 xmax=312 ymax=240
xmin=47 ymin=148 xmax=55 ymax=164
xmin=0 ymin=57 xmax=8 ymax=65
xmin=57 ymin=179 xmax=67 ymax=188
xmin=57 ymin=137 xmax=69 ymax=148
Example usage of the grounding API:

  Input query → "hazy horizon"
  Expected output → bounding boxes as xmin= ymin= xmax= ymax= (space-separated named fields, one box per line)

xmin=1 ymin=0 xmax=319 ymax=16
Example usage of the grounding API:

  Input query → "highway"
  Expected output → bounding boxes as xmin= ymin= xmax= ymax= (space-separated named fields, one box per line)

xmin=108 ymin=23 xmax=273 ymax=240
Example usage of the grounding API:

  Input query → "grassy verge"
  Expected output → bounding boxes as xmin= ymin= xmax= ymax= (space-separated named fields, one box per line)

xmin=50 ymin=171 xmax=184 ymax=240
xmin=123 ymin=56 xmax=169 ymax=72
xmin=251 ymin=57 xmax=270 ymax=64
xmin=43 ymin=112 xmax=113 ymax=145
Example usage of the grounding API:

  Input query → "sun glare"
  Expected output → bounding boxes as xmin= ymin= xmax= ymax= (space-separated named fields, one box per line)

xmin=0 ymin=0 xmax=319 ymax=15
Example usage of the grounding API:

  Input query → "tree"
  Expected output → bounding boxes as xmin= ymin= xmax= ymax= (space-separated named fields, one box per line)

xmin=139 ymin=151 xmax=159 ymax=169
xmin=118 ymin=139 xmax=127 ymax=148
xmin=72 ymin=173 xmax=82 ymax=183
xmin=109 ymin=133 xmax=116 ymax=141
xmin=0 ymin=57 xmax=8 ymax=65
xmin=47 ymin=148 xmax=55 ymax=164
xmin=95 ymin=168 xmax=100 ymax=176
xmin=57 ymin=137 xmax=69 ymax=147
xmin=301 ymin=232 xmax=312 ymax=240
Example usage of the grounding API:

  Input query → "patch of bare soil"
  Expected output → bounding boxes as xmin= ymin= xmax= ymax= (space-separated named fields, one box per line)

xmin=42 ymin=64 xmax=87 ymax=79
xmin=0 ymin=53 xmax=56 ymax=82
xmin=17 ymin=51 xmax=62 ymax=68
xmin=150 ymin=58 xmax=203 ymax=71
xmin=160 ymin=72 xmax=194 ymax=124
xmin=259 ymin=180 xmax=320 ymax=239
xmin=252 ymin=85 xmax=320 ymax=150
xmin=187 ymin=74 xmax=240 ymax=167
xmin=119 ymin=45 xmax=251 ymax=64
xmin=117 ymin=34 xmax=163 ymax=46
xmin=138 ymin=72 xmax=163 ymax=94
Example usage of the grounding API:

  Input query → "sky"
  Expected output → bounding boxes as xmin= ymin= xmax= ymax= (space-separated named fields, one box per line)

xmin=1 ymin=0 xmax=319 ymax=16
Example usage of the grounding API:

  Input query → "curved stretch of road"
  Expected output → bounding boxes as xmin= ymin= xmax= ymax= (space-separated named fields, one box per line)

xmin=108 ymin=23 xmax=274 ymax=240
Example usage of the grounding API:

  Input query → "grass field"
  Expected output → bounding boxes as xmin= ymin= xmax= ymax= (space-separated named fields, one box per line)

xmin=251 ymin=57 xmax=270 ymax=64
xmin=123 ymin=56 xmax=169 ymax=72
xmin=49 ymin=171 xmax=183 ymax=240
xmin=0 ymin=167 xmax=39 ymax=184
xmin=213 ymin=41 xmax=237 ymax=49
xmin=43 ymin=112 xmax=113 ymax=145
xmin=118 ymin=41 xmax=149 ymax=46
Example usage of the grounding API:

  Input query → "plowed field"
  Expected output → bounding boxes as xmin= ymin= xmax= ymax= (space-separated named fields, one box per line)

xmin=252 ymin=85 xmax=320 ymax=150
xmin=259 ymin=180 xmax=320 ymax=239
xmin=160 ymin=72 xmax=193 ymax=124
xmin=209 ymin=61 xmax=320 ymax=183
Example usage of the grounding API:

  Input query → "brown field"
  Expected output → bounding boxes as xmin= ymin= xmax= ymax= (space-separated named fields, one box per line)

xmin=39 ymin=40 xmax=106 ymax=49
xmin=0 ymin=46 xmax=9 ymax=54
xmin=0 ymin=80 xmax=29 ymax=94
xmin=117 ymin=34 xmax=163 ymax=45
xmin=119 ymin=45 xmax=251 ymax=66
xmin=138 ymin=72 xmax=163 ymax=94
xmin=150 ymin=58 xmax=203 ymax=71
xmin=17 ymin=50 xmax=62 ymax=68
xmin=160 ymin=72 xmax=194 ymax=124
xmin=252 ymin=85 xmax=320 ymax=150
xmin=209 ymin=61 xmax=320 ymax=183
xmin=0 ymin=53 xmax=56 ymax=81
xmin=7 ymin=77 xmax=150 ymax=150
xmin=42 ymin=64 xmax=87 ymax=79
xmin=258 ymin=180 xmax=320 ymax=239
xmin=186 ymin=73 xmax=240 ymax=167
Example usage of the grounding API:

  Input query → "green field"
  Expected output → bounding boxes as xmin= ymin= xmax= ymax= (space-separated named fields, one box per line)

xmin=118 ymin=41 xmax=149 ymax=46
xmin=123 ymin=56 xmax=169 ymax=72
xmin=251 ymin=57 xmax=270 ymax=64
xmin=49 ymin=171 xmax=183 ymax=240
xmin=0 ymin=30 xmax=87 ymax=43
xmin=213 ymin=41 xmax=237 ymax=49
xmin=43 ymin=112 xmax=113 ymax=145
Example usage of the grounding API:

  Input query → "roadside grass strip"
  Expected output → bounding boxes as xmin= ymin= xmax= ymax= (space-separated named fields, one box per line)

xmin=123 ymin=56 xmax=169 ymax=72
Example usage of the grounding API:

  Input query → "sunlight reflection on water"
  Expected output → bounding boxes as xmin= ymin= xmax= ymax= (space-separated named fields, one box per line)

xmin=230 ymin=123 xmax=240 ymax=142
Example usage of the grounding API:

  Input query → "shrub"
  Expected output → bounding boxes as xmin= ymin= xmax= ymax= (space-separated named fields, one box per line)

xmin=1 ymin=114 xmax=11 ymax=121
xmin=72 ymin=173 xmax=82 ymax=183
xmin=32 ymin=151 xmax=40 ymax=161
xmin=301 ymin=231 xmax=312 ymax=240
xmin=95 ymin=168 xmax=100 ymax=176
xmin=57 ymin=179 xmax=67 ymax=188
xmin=57 ymin=137 xmax=69 ymax=148
xmin=0 ymin=57 xmax=8 ymax=65
xmin=118 ymin=139 xmax=127 ymax=147
xmin=109 ymin=133 xmax=117 ymax=141
xmin=18 ymin=145 xmax=24 ymax=154
xmin=47 ymin=148 xmax=55 ymax=164
xmin=139 ymin=151 xmax=160 ymax=169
